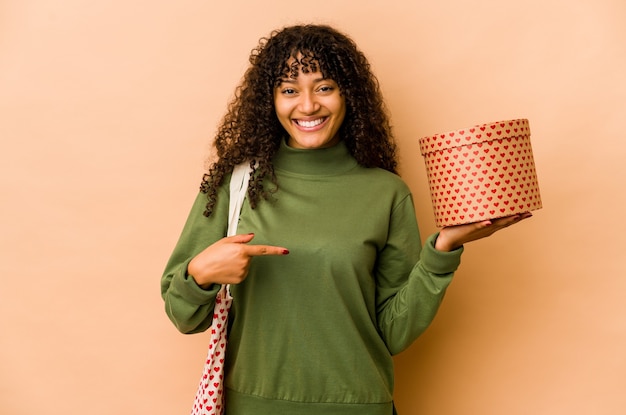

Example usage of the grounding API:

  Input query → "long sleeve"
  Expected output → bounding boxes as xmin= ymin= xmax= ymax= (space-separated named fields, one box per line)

xmin=375 ymin=194 xmax=463 ymax=355
xmin=160 ymin=187 xmax=229 ymax=334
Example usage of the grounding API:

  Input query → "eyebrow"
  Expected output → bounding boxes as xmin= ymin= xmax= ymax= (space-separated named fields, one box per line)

xmin=277 ymin=77 xmax=328 ymax=85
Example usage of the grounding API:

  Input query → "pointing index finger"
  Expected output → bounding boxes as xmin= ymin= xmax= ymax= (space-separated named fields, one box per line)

xmin=245 ymin=245 xmax=290 ymax=257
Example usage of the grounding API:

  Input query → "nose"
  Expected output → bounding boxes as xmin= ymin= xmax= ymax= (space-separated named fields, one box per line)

xmin=299 ymin=91 xmax=320 ymax=114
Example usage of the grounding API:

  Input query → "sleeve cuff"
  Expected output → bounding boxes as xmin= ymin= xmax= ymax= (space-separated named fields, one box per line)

xmin=420 ymin=232 xmax=464 ymax=275
xmin=170 ymin=259 xmax=221 ymax=305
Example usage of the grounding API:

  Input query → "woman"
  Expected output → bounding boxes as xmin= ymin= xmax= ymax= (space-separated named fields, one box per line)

xmin=161 ymin=24 xmax=531 ymax=415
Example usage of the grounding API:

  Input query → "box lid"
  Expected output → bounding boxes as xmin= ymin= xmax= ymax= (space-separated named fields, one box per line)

xmin=419 ymin=119 xmax=530 ymax=156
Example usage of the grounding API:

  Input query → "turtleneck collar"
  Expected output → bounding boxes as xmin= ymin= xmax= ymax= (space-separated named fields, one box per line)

xmin=272 ymin=139 xmax=358 ymax=176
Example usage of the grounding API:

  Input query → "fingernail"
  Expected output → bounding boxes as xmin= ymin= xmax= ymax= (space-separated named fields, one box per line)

xmin=282 ymin=249 xmax=290 ymax=255
xmin=248 ymin=233 xmax=255 ymax=236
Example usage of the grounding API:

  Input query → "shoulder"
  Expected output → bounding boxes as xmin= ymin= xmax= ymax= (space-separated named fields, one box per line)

xmin=343 ymin=166 xmax=414 ymax=211
xmin=352 ymin=166 xmax=411 ymax=194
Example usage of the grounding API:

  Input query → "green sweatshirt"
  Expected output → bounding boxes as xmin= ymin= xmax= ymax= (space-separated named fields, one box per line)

xmin=161 ymin=140 xmax=463 ymax=415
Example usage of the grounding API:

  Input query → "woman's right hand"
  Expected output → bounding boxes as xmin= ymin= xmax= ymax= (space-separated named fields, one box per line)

xmin=187 ymin=233 xmax=289 ymax=289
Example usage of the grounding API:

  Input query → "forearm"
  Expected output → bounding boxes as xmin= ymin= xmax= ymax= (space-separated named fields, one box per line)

xmin=377 ymin=233 xmax=463 ymax=355
xmin=161 ymin=260 xmax=220 ymax=334
xmin=160 ymin=191 xmax=229 ymax=333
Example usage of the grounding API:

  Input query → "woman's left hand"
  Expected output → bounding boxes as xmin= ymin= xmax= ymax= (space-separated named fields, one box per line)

xmin=434 ymin=212 xmax=533 ymax=252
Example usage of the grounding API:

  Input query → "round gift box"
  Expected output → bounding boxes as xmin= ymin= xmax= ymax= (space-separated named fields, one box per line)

xmin=419 ymin=119 xmax=542 ymax=227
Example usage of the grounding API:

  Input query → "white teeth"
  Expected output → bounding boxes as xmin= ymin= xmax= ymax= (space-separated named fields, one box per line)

xmin=296 ymin=118 xmax=324 ymax=128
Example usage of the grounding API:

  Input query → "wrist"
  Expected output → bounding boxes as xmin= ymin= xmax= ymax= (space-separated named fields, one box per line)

xmin=187 ymin=260 xmax=212 ymax=289
xmin=434 ymin=232 xmax=461 ymax=252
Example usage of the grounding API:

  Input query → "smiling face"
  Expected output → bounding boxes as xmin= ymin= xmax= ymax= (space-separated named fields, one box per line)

xmin=273 ymin=59 xmax=346 ymax=149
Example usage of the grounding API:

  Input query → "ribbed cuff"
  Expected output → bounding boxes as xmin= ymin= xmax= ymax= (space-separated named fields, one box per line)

xmin=420 ymin=233 xmax=463 ymax=275
xmin=170 ymin=259 xmax=221 ymax=305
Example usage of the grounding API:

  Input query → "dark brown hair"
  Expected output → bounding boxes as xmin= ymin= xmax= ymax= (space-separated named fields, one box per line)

xmin=200 ymin=24 xmax=397 ymax=217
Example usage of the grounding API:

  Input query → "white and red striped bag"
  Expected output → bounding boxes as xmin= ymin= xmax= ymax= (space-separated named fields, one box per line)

xmin=190 ymin=162 xmax=252 ymax=415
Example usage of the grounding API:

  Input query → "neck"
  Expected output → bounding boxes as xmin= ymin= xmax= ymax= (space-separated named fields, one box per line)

xmin=272 ymin=139 xmax=357 ymax=176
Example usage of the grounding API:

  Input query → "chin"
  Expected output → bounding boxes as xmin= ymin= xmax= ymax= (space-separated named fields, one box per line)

xmin=289 ymin=136 xmax=339 ymax=149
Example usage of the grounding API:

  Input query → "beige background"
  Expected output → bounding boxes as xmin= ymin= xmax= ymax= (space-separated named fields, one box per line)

xmin=1 ymin=0 xmax=625 ymax=414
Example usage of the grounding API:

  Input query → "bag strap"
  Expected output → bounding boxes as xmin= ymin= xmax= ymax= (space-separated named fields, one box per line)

xmin=222 ymin=162 xmax=252 ymax=297
xmin=227 ymin=162 xmax=252 ymax=236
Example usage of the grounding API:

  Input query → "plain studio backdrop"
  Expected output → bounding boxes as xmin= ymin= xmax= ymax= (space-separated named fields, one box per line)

xmin=1 ymin=0 xmax=625 ymax=414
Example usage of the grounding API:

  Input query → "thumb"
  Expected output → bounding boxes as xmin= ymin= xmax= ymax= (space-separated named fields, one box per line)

xmin=227 ymin=232 xmax=256 ymax=244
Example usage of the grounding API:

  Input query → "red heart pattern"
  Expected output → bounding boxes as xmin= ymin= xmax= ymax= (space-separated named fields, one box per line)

xmin=191 ymin=288 xmax=232 ymax=415
xmin=419 ymin=119 xmax=542 ymax=227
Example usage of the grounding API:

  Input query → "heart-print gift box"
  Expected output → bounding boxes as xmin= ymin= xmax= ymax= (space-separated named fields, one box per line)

xmin=418 ymin=119 xmax=542 ymax=227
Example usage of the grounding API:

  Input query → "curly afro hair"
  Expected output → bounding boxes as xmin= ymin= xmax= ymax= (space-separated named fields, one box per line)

xmin=200 ymin=24 xmax=397 ymax=217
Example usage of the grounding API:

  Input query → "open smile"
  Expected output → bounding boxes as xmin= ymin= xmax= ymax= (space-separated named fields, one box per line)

xmin=293 ymin=117 xmax=328 ymax=129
